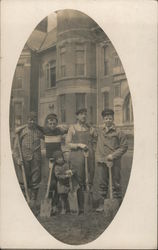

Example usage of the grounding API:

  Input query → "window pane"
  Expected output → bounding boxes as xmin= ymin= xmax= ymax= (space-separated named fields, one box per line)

xmin=75 ymin=64 xmax=84 ymax=76
xmin=104 ymin=61 xmax=109 ymax=75
xmin=14 ymin=65 xmax=23 ymax=89
xmin=50 ymin=67 xmax=56 ymax=87
xmin=60 ymin=95 xmax=66 ymax=122
xmin=61 ymin=65 xmax=66 ymax=77
xmin=76 ymin=93 xmax=85 ymax=111
xmin=76 ymin=50 xmax=84 ymax=64
xmin=103 ymin=92 xmax=109 ymax=109
xmin=14 ymin=102 xmax=22 ymax=126
xmin=114 ymin=85 xmax=121 ymax=97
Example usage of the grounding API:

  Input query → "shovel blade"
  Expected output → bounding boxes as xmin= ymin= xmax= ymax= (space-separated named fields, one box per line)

xmin=104 ymin=198 xmax=120 ymax=220
xmin=84 ymin=191 xmax=93 ymax=214
xmin=68 ymin=191 xmax=79 ymax=214
xmin=40 ymin=198 xmax=52 ymax=218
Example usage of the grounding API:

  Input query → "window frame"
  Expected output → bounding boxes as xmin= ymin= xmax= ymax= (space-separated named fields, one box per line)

xmin=45 ymin=61 xmax=56 ymax=89
xmin=75 ymin=44 xmax=85 ymax=76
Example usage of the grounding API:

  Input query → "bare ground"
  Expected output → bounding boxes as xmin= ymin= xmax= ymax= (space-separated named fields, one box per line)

xmin=33 ymin=152 xmax=133 ymax=245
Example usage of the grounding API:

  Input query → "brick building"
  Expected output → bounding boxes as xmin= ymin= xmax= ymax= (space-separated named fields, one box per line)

xmin=10 ymin=10 xmax=134 ymax=148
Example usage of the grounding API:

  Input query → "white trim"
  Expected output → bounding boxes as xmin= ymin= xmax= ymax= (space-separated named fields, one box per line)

xmin=40 ymin=96 xmax=57 ymax=104
xmin=56 ymin=86 xmax=96 ymax=95
xmin=101 ymin=86 xmax=110 ymax=93
xmin=45 ymin=135 xmax=62 ymax=143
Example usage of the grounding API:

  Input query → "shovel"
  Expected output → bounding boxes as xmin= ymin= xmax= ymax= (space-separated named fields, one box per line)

xmin=68 ymin=164 xmax=79 ymax=215
xmin=40 ymin=158 xmax=54 ymax=218
xmin=83 ymin=149 xmax=93 ymax=214
xmin=17 ymin=133 xmax=30 ymax=204
xmin=104 ymin=161 xmax=120 ymax=220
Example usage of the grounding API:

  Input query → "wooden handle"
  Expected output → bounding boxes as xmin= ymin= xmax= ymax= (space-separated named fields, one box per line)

xmin=108 ymin=166 xmax=113 ymax=199
xmin=45 ymin=160 xmax=53 ymax=199
xmin=84 ymin=155 xmax=89 ymax=192
xmin=17 ymin=134 xmax=30 ymax=203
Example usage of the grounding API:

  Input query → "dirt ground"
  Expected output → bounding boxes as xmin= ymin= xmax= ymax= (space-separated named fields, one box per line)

xmin=34 ymin=151 xmax=133 ymax=245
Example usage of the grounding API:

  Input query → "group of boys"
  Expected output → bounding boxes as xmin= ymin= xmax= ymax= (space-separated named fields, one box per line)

xmin=13 ymin=108 xmax=128 ymax=215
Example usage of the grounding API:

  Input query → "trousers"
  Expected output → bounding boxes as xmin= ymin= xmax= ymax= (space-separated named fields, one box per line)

xmin=97 ymin=162 xmax=122 ymax=199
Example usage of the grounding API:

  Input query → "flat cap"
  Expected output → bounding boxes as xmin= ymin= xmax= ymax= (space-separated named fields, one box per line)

xmin=76 ymin=108 xmax=87 ymax=115
xmin=101 ymin=108 xmax=114 ymax=117
xmin=45 ymin=113 xmax=58 ymax=121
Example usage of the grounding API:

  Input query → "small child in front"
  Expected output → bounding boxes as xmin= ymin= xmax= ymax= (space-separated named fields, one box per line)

xmin=54 ymin=151 xmax=72 ymax=214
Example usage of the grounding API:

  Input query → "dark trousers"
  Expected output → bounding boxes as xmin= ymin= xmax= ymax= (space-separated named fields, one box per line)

xmin=97 ymin=162 xmax=122 ymax=199
xmin=24 ymin=156 xmax=41 ymax=190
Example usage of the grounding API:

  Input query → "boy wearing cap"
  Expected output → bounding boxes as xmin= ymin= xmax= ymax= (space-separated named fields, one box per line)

xmin=66 ymin=108 xmax=97 ymax=213
xmin=96 ymin=109 xmax=128 ymax=212
xmin=13 ymin=112 xmax=44 ymax=211
xmin=43 ymin=113 xmax=68 ymax=214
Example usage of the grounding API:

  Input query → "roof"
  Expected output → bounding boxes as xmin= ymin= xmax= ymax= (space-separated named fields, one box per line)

xmin=38 ymin=28 xmax=57 ymax=52
xmin=27 ymin=30 xmax=46 ymax=51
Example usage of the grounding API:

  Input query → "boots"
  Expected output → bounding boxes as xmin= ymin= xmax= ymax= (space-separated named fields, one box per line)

xmin=30 ymin=188 xmax=39 ymax=215
xmin=77 ymin=188 xmax=84 ymax=214
xmin=96 ymin=197 xmax=104 ymax=212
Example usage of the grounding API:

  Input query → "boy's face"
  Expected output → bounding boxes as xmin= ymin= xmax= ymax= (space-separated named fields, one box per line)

xmin=103 ymin=115 xmax=114 ymax=128
xmin=28 ymin=117 xmax=37 ymax=129
xmin=56 ymin=156 xmax=64 ymax=165
xmin=77 ymin=112 xmax=87 ymax=124
xmin=47 ymin=118 xmax=58 ymax=130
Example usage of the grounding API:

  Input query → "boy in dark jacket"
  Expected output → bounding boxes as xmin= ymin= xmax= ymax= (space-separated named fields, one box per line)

xmin=95 ymin=109 xmax=128 ymax=212
xmin=43 ymin=113 xmax=68 ymax=214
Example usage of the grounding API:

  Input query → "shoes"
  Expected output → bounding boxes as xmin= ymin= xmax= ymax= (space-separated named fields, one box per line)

xmin=61 ymin=208 xmax=66 ymax=215
xmin=96 ymin=198 xmax=104 ymax=212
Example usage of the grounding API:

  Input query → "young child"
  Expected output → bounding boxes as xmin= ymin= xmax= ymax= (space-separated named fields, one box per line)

xmin=54 ymin=151 xmax=72 ymax=215
xmin=95 ymin=108 xmax=128 ymax=212
xmin=43 ymin=113 xmax=68 ymax=214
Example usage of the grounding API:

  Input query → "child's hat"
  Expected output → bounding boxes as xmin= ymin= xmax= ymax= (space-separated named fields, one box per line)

xmin=46 ymin=113 xmax=58 ymax=121
xmin=101 ymin=109 xmax=114 ymax=117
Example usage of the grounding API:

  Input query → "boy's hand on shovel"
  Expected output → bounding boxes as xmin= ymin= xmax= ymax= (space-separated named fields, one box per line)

xmin=106 ymin=155 xmax=113 ymax=168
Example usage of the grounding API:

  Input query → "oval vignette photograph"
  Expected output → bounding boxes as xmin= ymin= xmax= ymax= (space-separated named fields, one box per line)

xmin=10 ymin=9 xmax=134 ymax=245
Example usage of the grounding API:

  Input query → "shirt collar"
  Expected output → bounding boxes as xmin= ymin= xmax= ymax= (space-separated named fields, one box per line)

xmin=103 ymin=124 xmax=116 ymax=133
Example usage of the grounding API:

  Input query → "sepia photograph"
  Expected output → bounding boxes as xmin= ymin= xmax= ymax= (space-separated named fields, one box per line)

xmin=9 ymin=9 xmax=133 ymax=245
xmin=1 ymin=0 xmax=157 ymax=249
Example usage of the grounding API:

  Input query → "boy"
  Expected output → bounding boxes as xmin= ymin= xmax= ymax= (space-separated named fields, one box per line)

xmin=13 ymin=112 xmax=44 ymax=212
xmin=66 ymin=108 xmax=97 ymax=213
xmin=54 ymin=151 xmax=72 ymax=215
xmin=43 ymin=113 xmax=68 ymax=213
xmin=95 ymin=109 xmax=128 ymax=212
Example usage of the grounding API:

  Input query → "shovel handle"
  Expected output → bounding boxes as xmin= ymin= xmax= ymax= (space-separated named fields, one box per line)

xmin=84 ymin=153 xmax=89 ymax=192
xmin=17 ymin=134 xmax=30 ymax=203
xmin=45 ymin=159 xmax=54 ymax=199
xmin=108 ymin=165 xmax=113 ymax=199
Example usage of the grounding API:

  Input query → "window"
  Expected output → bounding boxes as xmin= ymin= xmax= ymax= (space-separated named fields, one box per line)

xmin=75 ymin=44 xmax=85 ymax=76
xmin=76 ymin=93 xmax=85 ymax=112
xmin=114 ymin=84 xmax=121 ymax=97
xmin=60 ymin=94 xmax=66 ymax=123
xmin=123 ymin=93 xmax=133 ymax=123
xmin=14 ymin=102 xmax=23 ymax=127
xmin=60 ymin=47 xmax=66 ymax=77
xmin=103 ymin=46 xmax=110 ymax=76
xmin=13 ymin=65 xmax=24 ymax=89
xmin=45 ymin=61 xmax=56 ymax=88
xmin=103 ymin=91 xmax=109 ymax=109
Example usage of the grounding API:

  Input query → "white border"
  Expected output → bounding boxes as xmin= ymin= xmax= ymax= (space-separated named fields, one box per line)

xmin=1 ymin=0 xmax=157 ymax=248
